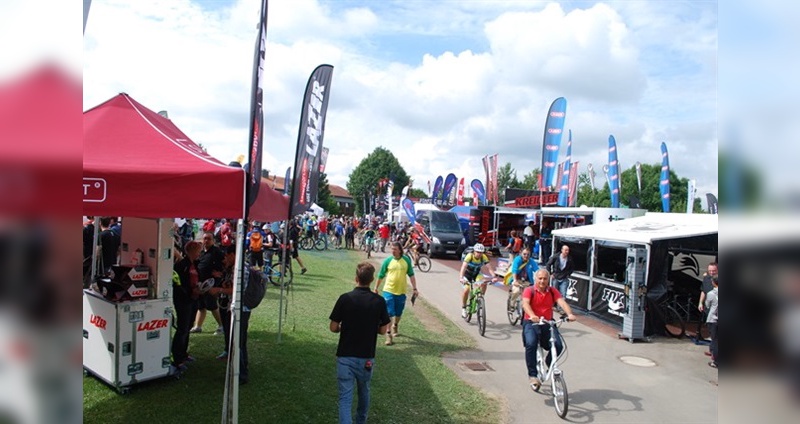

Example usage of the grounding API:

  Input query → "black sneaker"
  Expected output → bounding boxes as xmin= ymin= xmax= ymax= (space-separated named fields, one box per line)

xmin=301 ymin=268 xmax=307 ymax=275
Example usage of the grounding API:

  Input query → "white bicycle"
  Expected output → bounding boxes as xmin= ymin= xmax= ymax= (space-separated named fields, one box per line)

xmin=532 ymin=315 xmax=571 ymax=419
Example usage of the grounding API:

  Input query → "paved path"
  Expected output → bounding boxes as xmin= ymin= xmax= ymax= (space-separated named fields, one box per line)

xmin=369 ymin=250 xmax=718 ymax=423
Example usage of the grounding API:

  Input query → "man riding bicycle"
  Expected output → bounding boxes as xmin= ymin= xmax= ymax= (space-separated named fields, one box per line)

xmin=403 ymin=227 xmax=423 ymax=265
xmin=459 ymin=243 xmax=498 ymax=318
xmin=508 ymin=247 xmax=538 ymax=305
xmin=522 ymin=269 xmax=576 ymax=391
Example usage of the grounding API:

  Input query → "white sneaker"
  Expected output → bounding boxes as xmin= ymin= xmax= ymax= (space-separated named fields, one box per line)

xmin=461 ymin=308 xmax=468 ymax=318
xmin=213 ymin=326 xmax=223 ymax=336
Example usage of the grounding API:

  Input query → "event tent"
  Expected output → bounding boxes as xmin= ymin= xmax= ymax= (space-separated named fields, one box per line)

xmin=83 ymin=93 xmax=288 ymax=221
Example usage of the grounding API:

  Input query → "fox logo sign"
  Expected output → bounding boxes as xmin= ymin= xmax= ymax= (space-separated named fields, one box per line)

xmin=602 ymin=288 xmax=626 ymax=317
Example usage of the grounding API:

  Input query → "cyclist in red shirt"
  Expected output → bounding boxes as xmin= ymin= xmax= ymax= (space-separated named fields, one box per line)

xmin=521 ymin=269 xmax=576 ymax=390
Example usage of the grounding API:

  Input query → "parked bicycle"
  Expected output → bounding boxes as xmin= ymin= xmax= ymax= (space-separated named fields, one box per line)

xmin=649 ymin=292 xmax=685 ymax=338
xmin=461 ymin=275 xmax=496 ymax=337
xmin=299 ymin=234 xmax=326 ymax=251
xmin=532 ymin=314 xmax=572 ymax=419
xmin=263 ymin=249 xmax=293 ymax=287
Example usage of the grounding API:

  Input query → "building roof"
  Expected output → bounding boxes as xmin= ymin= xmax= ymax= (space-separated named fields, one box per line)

xmin=329 ymin=184 xmax=351 ymax=199
xmin=552 ymin=212 xmax=718 ymax=245
xmin=262 ymin=175 xmax=352 ymax=199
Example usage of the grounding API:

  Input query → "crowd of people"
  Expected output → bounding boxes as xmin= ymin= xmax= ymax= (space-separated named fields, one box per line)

xmin=83 ymin=213 xmax=717 ymax=422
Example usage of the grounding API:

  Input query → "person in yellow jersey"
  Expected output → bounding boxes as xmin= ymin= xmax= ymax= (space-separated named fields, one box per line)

xmin=374 ymin=242 xmax=419 ymax=346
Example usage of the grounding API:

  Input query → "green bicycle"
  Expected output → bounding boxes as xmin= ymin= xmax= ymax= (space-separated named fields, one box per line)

xmin=462 ymin=275 xmax=495 ymax=337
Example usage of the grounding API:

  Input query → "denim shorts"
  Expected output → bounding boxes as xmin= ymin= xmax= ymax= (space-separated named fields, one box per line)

xmin=382 ymin=292 xmax=407 ymax=317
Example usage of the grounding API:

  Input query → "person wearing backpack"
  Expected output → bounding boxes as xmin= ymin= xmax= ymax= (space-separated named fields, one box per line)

xmin=209 ymin=245 xmax=261 ymax=385
xmin=504 ymin=230 xmax=524 ymax=262
xmin=246 ymin=222 xmax=266 ymax=271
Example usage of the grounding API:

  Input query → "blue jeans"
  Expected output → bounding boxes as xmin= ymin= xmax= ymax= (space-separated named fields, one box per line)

xmin=555 ymin=278 xmax=569 ymax=299
xmin=522 ymin=319 xmax=563 ymax=378
xmin=337 ymin=357 xmax=374 ymax=424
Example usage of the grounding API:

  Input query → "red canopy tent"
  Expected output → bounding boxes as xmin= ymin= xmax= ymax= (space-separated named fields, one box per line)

xmin=83 ymin=93 xmax=288 ymax=221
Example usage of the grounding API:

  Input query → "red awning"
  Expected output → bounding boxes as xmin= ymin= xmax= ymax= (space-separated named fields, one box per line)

xmin=83 ymin=93 xmax=288 ymax=221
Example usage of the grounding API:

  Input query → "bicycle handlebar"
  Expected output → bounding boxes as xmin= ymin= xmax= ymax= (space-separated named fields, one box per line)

xmin=532 ymin=314 xmax=572 ymax=326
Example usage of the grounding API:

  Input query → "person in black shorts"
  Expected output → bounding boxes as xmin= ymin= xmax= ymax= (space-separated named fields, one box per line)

xmin=288 ymin=220 xmax=308 ymax=275
xmin=191 ymin=232 xmax=224 ymax=335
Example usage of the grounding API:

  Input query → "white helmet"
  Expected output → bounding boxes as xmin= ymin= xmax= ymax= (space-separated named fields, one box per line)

xmin=473 ymin=243 xmax=485 ymax=253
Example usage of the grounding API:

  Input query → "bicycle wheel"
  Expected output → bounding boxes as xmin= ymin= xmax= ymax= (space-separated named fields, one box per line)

xmin=662 ymin=305 xmax=686 ymax=338
xmin=269 ymin=263 xmax=294 ymax=287
xmin=300 ymin=237 xmax=313 ymax=250
xmin=553 ymin=373 xmax=569 ymax=418
xmin=314 ymin=237 xmax=326 ymax=251
xmin=477 ymin=296 xmax=486 ymax=337
xmin=507 ymin=294 xmax=520 ymax=325
xmin=417 ymin=255 xmax=431 ymax=272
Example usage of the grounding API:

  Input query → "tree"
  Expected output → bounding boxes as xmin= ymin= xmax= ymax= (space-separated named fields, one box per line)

xmin=573 ymin=163 xmax=703 ymax=212
xmin=519 ymin=168 xmax=541 ymax=190
xmin=317 ymin=172 xmax=340 ymax=215
xmin=495 ymin=162 xmax=519 ymax=204
xmin=407 ymin=188 xmax=427 ymax=199
xmin=346 ymin=147 xmax=410 ymax=215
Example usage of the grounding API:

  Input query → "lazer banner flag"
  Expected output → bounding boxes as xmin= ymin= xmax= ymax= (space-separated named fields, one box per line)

xmin=283 ymin=166 xmax=291 ymax=195
xmin=442 ymin=173 xmax=457 ymax=205
xmin=541 ymin=97 xmax=567 ymax=190
xmin=319 ymin=147 xmax=329 ymax=173
xmin=706 ymin=193 xmax=718 ymax=214
xmin=660 ymin=142 xmax=671 ymax=212
xmin=401 ymin=184 xmax=410 ymax=200
xmin=490 ymin=154 xmax=499 ymax=205
xmin=244 ymin=0 xmax=269 ymax=214
xmin=557 ymin=130 xmax=572 ymax=206
xmin=289 ymin=64 xmax=334 ymax=217
xmin=607 ymin=135 xmax=621 ymax=208
xmin=432 ymin=175 xmax=443 ymax=205
xmin=568 ymin=162 xmax=579 ymax=206
xmin=482 ymin=155 xmax=491 ymax=205
xmin=687 ymin=179 xmax=696 ymax=214
xmin=471 ymin=179 xmax=486 ymax=205
xmin=401 ymin=198 xmax=416 ymax=225
xmin=456 ymin=177 xmax=465 ymax=205
xmin=587 ymin=163 xmax=596 ymax=191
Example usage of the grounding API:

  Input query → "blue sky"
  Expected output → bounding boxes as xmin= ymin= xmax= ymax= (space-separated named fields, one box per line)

xmin=79 ymin=0 xmax=721 ymax=206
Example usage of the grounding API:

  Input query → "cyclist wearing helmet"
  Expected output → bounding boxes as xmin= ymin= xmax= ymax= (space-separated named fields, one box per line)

xmin=459 ymin=243 xmax=498 ymax=318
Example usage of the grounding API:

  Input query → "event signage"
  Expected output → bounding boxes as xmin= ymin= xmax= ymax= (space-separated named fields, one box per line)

xmin=608 ymin=135 xmax=621 ymax=208
xmin=540 ymin=97 xmax=567 ymax=190
xmin=660 ymin=142 xmax=670 ymax=212
xmin=83 ymin=177 xmax=107 ymax=202
xmin=442 ymin=173 xmax=457 ymax=205
xmin=513 ymin=193 xmax=558 ymax=207
xmin=470 ymin=179 xmax=486 ymax=205
xmin=290 ymin=65 xmax=334 ymax=217
xmin=245 ymin=0 xmax=269 ymax=211
xmin=401 ymin=198 xmax=416 ymax=225
xmin=557 ymin=130 xmax=572 ymax=206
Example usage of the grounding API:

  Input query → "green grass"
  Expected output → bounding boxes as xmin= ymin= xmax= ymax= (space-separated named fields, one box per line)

xmin=83 ymin=249 xmax=501 ymax=423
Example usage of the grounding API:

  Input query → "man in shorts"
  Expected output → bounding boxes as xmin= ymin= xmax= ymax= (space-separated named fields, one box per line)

xmin=374 ymin=242 xmax=418 ymax=346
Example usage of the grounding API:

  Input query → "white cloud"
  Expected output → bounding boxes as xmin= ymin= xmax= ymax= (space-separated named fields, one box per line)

xmin=82 ymin=0 xmax=718 ymax=209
